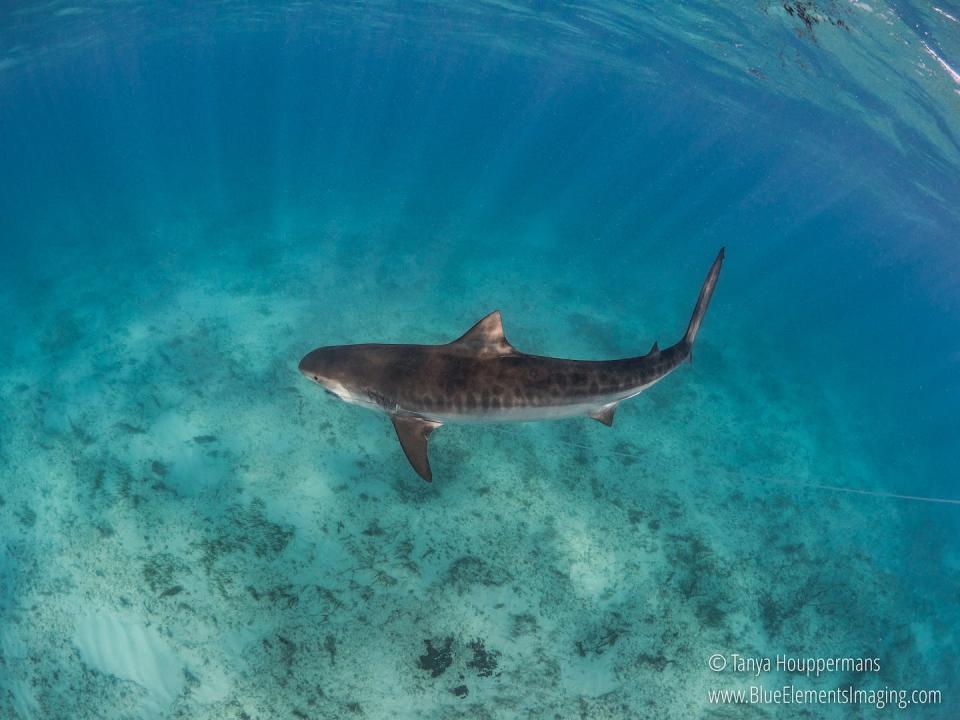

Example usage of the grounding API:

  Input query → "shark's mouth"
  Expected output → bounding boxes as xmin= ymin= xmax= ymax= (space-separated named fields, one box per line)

xmin=305 ymin=374 xmax=338 ymax=396
xmin=317 ymin=379 xmax=355 ymax=403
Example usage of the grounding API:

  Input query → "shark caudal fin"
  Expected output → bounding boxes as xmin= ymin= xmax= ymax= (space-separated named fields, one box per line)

xmin=682 ymin=248 xmax=725 ymax=353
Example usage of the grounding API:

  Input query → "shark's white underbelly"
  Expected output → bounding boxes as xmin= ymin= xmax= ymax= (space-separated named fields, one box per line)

xmin=426 ymin=400 xmax=610 ymax=424
xmin=415 ymin=376 xmax=665 ymax=424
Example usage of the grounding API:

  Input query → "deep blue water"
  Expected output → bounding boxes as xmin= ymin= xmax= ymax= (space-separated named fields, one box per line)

xmin=1 ymin=2 xmax=959 ymax=718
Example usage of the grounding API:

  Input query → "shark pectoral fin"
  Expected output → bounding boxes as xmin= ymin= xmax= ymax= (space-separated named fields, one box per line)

xmin=589 ymin=403 xmax=617 ymax=427
xmin=391 ymin=415 xmax=442 ymax=482
xmin=448 ymin=310 xmax=517 ymax=359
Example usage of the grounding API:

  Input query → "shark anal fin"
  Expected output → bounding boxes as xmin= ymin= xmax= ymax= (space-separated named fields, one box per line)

xmin=448 ymin=310 xmax=517 ymax=359
xmin=391 ymin=415 xmax=442 ymax=482
xmin=589 ymin=403 xmax=617 ymax=427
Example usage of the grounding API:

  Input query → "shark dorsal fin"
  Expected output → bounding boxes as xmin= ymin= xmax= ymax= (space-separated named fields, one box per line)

xmin=449 ymin=310 xmax=517 ymax=358
xmin=649 ymin=341 xmax=659 ymax=355
xmin=391 ymin=415 xmax=442 ymax=482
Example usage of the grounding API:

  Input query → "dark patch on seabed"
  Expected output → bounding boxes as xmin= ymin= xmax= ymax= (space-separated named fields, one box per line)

xmin=466 ymin=638 xmax=501 ymax=677
xmin=418 ymin=637 xmax=454 ymax=678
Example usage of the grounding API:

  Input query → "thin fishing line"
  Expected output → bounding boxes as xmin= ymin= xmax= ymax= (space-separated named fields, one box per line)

xmin=482 ymin=427 xmax=960 ymax=507
xmin=727 ymin=472 xmax=960 ymax=507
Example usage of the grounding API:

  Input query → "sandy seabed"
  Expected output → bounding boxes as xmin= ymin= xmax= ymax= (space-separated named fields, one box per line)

xmin=0 ymin=215 xmax=956 ymax=719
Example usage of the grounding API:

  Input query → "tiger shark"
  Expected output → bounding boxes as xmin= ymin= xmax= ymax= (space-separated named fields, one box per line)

xmin=299 ymin=249 xmax=724 ymax=481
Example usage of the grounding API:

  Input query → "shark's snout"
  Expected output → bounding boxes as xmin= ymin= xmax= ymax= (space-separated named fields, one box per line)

xmin=297 ymin=354 xmax=311 ymax=377
xmin=299 ymin=349 xmax=347 ymax=399
xmin=299 ymin=350 xmax=325 ymax=381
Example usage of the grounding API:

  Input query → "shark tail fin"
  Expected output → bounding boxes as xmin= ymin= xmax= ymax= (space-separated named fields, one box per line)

xmin=682 ymin=248 xmax=725 ymax=354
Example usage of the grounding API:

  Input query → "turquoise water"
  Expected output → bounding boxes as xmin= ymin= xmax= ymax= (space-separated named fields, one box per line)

xmin=1 ymin=2 xmax=959 ymax=717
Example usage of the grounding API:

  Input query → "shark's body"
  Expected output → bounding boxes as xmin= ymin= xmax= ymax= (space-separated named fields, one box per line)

xmin=299 ymin=249 xmax=724 ymax=480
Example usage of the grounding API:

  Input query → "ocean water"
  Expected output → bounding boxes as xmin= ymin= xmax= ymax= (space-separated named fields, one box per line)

xmin=1 ymin=1 xmax=958 ymax=718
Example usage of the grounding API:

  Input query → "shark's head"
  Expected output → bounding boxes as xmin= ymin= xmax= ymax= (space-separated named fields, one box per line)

xmin=298 ymin=346 xmax=360 ymax=402
xmin=299 ymin=344 xmax=394 ymax=412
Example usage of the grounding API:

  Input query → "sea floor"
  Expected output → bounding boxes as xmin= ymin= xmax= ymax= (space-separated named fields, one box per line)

xmin=1 ymin=211 xmax=957 ymax=719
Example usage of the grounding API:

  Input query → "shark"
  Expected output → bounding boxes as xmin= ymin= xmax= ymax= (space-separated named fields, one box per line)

xmin=299 ymin=248 xmax=724 ymax=481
